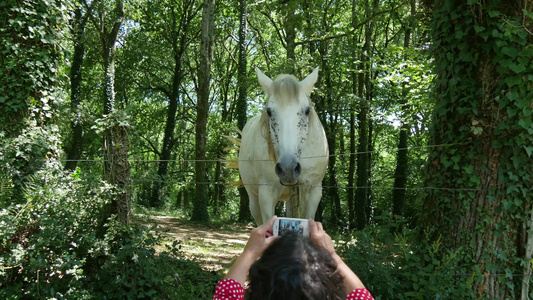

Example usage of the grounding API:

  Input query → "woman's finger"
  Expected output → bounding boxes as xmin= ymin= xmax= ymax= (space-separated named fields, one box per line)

xmin=316 ymin=221 xmax=324 ymax=232
xmin=256 ymin=215 xmax=277 ymax=234
xmin=265 ymin=215 xmax=277 ymax=228
xmin=309 ymin=219 xmax=316 ymax=233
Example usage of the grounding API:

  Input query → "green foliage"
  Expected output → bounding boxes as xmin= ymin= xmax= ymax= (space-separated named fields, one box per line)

xmin=338 ymin=220 xmax=474 ymax=299
xmin=85 ymin=222 xmax=219 ymax=299
xmin=1 ymin=120 xmax=63 ymax=192
xmin=0 ymin=160 xmax=220 ymax=299
xmin=0 ymin=160 xmax=111 ymax=298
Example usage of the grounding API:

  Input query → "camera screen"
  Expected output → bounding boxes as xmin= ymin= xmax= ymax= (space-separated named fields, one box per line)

xmin=279 ymin=219 xmax=307 ymax=236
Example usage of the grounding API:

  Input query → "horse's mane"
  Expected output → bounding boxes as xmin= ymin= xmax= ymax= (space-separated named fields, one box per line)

xmin=260 ymin=111 xmax=277 ymax=162
xmin=270 ymin=75 xmax=300 ymax=107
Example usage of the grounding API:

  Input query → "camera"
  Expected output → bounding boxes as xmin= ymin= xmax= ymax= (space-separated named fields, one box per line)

xmin=272 ymin=217 xmax=310 ymax=237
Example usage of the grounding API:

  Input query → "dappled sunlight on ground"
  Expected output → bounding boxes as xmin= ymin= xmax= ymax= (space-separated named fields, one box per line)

xmin=135 ymin=215 xmax=253 ymax=274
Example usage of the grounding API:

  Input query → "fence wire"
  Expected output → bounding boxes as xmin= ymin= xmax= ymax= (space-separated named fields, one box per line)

xmin=26 ymin=141 xmax=485 ymax=192
xmin=52 ymin=141 xmax=471 ymax=164
xmin=129 ymin=179 xmax=483 ymax=192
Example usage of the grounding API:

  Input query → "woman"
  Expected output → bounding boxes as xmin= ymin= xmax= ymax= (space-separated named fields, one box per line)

xmin=213 ymin=216 xmax=373 ymax=300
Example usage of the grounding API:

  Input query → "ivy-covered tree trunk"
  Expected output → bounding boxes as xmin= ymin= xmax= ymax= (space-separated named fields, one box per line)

xmin=236 ymin=0 xmax=251 ymax=222
xmin=423 ymin=0 xmax=533 ymax=297
xmin=65 ymin=5 xmax=89 ymax=171
xmin=0 ymin=0 xmax=67 ymax=202
xmin=192 ymin=0 xmax=215 ymax=222
xmin=91 ymin=0 xmax=130 ymax=226
xmin=97 ymin=0 xmax=123 ymax=180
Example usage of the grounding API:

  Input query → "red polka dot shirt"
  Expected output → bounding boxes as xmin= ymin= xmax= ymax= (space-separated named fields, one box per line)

xmin=213 ymin=278 xmax=374 ymax=300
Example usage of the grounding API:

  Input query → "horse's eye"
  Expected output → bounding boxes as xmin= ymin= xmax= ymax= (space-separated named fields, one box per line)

xmin=305 ymin=107 xmax=310 ymax=116
xmin=267 ymin=108 xmax=272 ymax=117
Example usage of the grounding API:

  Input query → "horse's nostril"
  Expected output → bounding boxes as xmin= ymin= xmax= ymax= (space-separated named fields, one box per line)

xmin=275 ymin=163 xmax=283 ymax=176
xmin=294 ymin=163 xmax=301 ymax=177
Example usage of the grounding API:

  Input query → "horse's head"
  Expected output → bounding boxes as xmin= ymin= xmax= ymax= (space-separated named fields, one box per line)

xmin=256 ymin=67 xmax=319 ymax=186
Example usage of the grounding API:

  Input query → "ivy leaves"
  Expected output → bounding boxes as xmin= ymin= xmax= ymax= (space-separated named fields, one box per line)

xmin=0 ymin=0 xmax=69 ymax=136
xmin=427 ymin=1 xmax=532 ymax=296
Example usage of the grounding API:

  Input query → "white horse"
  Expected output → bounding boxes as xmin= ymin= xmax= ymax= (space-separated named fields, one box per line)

xmin=238 ymin=67 xmax=329 ymax=225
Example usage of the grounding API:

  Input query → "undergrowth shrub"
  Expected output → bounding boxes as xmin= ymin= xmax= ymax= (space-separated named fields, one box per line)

xmin=0 ymin=159 xmax=220 ymax=299
xmin=338 ymin=220 xmax=474 ymax=299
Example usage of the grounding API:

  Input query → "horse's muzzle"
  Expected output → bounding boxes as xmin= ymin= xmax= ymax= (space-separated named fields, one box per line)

xmin=275 ymin=156 xmax=301 ymax=185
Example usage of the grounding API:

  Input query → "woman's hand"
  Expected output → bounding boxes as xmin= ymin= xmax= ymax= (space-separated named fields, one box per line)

xmin=309 ymin=219 xmax=336 ymax=254
xmin=243 ymin=215 xmax=279 ymax=259
xmin=309 ymin=219 xmax=367 ymax=293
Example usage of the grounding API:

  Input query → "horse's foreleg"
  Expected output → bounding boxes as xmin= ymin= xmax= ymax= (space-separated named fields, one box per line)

xmin=247 ymin=189 xmax=261 ymax=226
xmin=258 ymin=185 xmax=281 ymax=226
xmin=304 ymin=185 xmax=323 ymax=220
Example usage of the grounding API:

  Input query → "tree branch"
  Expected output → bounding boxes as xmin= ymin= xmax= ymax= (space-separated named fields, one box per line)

xmin=257 ymin=10 xmax=286 ymax=49
xmin=140 ymin=135 xmax=161 ymax=156
xmin=295 ymin=7 xmax=398 ymax=46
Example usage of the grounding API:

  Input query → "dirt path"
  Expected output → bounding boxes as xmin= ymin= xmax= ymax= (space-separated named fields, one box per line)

xmin=137 ymin=216 xmax=253 ymax=273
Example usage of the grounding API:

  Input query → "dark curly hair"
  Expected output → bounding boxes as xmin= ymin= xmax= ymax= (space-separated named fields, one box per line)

xmin=246 ymin=233 xmax=345 ymax=300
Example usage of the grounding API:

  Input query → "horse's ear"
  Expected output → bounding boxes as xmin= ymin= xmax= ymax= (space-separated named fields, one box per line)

xmin=256 ymin=67 xmax=273 ymax=94
xmin=300 ymin=67 xmax=319 ymax=95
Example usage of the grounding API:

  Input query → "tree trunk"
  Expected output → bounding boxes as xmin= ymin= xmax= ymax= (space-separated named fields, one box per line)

xmin=366 ymin=115 xmax=373 ymax=223
xmin=99 ymin=0 xmax=123 ymax=181
xmin=319 ymin=41 xmax=343 ymax=226
xmin=354 ymin=78 xmax=368 ymax=230
xmin=354 ymin=47 xmax=369 ymax=230
xmin=150 ymin=57 xmax=183 ymax=207
xmin=149 ymin=1 xmax=194 ymax=208
xmin=65 ymin=6 xmax=88 ymax=171
xmin=93 ymin=0 xmax=129 ymax=226
xmin=348 ymin=108 xmax=356 ymax=229
xmin=347 ymin=0 xmax=358 ymax=229
xmin=236 ymin=0 xmax=251 ymax=222
xmin=391 ymin=0 xmax=415 ymax=221
xmin=213 ymin=67 xmax=233 ymax=214
xmin=192 ymin=0 xmax=215 ymax=222
xmin=354 ymin=0 xmax=378 ymax=230
xmin=423 ymin=0 xmax=533 ymax=297
xmin=109 ymin=119 xmax=131 ymax=226
xmin=522 ymin=208 xmax=533 ymax=300
xmin=283 ymin=1 xmax=297 ymax=74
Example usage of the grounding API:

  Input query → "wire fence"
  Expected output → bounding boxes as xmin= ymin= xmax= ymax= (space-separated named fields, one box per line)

xmin=128 ymin=179 xmax=482 ymax=192
xmin=30 ymin=141 xmax=482 ymax=192
xmin=51 ymin=141 xmax=471 ymax=164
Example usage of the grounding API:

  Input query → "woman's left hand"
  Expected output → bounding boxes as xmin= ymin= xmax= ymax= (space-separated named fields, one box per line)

xmin=224 ymin=215 xmax=279 ymax=284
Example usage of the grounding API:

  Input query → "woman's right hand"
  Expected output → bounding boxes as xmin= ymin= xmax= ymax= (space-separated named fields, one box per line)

xmin=309 ymin=219 xmax=368 ymax=293
xmin=309 ymin=219 xmax=336 ymax=255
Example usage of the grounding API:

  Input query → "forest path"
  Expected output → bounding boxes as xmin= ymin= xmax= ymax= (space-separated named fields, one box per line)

xmin=136 ymin=215 xmax=253 ymax=274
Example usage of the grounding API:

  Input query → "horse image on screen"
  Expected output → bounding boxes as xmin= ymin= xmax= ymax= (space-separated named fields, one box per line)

xmin=238 ymin=67 xmax=329 ymax=225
